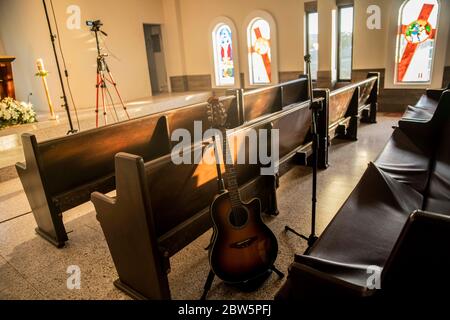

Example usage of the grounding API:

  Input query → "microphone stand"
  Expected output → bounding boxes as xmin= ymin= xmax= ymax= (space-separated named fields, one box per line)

xmin=285 ymin=54 xmax=321 ymax=252
xmin=42 ymin=0 xmax=77 ymax=134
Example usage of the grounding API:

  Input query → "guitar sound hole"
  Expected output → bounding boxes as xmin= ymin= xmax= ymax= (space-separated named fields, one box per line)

xmin=229 ymin=207 xmax=249 ymax=228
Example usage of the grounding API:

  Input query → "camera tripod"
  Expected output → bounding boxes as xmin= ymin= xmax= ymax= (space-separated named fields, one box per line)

xmin=90 ymin=22 xmax=130 ymax=127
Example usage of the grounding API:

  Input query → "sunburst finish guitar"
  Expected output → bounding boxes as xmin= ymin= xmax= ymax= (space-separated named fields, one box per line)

xmin=207 ymin=97 xmax=279 ymax=283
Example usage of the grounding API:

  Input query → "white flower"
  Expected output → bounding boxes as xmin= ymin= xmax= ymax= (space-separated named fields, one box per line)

xmin=3 ymin=109 xmax=11 ymax=120
xmin=0 ymin=98 xmax=36 ymax=128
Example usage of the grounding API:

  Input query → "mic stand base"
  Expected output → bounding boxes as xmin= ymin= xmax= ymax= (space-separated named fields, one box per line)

xmin=284 ymin=226 xmax=318 ymax=253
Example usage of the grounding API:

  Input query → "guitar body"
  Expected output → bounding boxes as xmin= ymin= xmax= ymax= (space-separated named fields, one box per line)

xmin=206 ymin=95 xmax=279 ymax=284
xmin=209 ymin=191 xmax=278 ymax=283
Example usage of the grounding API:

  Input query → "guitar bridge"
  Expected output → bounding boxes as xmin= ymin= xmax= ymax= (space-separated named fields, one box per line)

xmin=230 ymin=236 xmax=258 ymax=249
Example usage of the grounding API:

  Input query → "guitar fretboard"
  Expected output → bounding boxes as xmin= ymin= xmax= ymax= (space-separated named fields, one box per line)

xmin=221 ymin=128 xmax=242 ymax=209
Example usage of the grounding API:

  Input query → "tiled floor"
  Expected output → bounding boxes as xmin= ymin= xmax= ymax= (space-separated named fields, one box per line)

xmin=0 ymin=114 xmax=400 ymax=300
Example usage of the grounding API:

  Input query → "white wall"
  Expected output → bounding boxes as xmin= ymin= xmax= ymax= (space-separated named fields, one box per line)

xmin=353 ymin=0 xmax=390 ymax=70
xmin=0 ymin=36 xmax=5 ymax=55
xmin=170 ymin=0 xmax=305 ymax=77
xmin=0 ymin=0 xmax=164 ymax=112
xmin=161 ymin=0 xmax=187 ymax=78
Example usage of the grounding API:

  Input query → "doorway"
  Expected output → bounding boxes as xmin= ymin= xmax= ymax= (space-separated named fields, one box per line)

xmin=144 ymin=24 xmax=168 ymax=95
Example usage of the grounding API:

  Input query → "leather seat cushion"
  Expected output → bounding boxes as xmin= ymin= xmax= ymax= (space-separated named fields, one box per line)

xmin=308 ymin=163 xmax=423 ymax=267
xmin=402 ymin=95 xmax=439 ymax=121
xmin=375 ymin=128 xmax=431 ymax=194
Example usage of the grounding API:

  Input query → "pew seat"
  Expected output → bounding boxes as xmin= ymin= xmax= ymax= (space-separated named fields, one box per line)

xmin=402 ymin=84 xmax=449 ymax=121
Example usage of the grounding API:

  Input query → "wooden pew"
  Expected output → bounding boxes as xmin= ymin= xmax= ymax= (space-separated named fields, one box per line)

xmin=241 ymin=76 xmax=308 ymax=122
xmin=241 ymin=73 xmax=379 ymax=170
xmin=16 ymin=116 xmax=171 ymax=247
xmin=164 ymin=95 xmax=240 ymax=145
xmin=328 ymin=73 xmax=379 ymax=140
xmin=16 ymin=78 xmax=308 ymax=248
xmin=241 ymin=77 xmax=318 ymax=168
xmin=92 ymin=121 xmax=279 ymax=300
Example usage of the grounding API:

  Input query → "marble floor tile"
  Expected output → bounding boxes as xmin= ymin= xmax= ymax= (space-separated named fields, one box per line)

xmin=0 ymin=178 xmax=31 ymax=223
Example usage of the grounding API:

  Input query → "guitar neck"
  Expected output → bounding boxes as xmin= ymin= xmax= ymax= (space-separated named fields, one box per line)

xmin=221 ymin=128 xmax=242 ymax=208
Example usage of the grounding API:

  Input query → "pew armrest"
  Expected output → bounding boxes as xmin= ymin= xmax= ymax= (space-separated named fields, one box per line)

xmin=15 ymin=161 xmax=27 ymax=172
xmin=276 ymin=256 xmax=377 ymax=300
xmin=381 ymin=210 xmax=450 ymax=293
xmin=426 ymin=88 xmax=445 ymax=101
xmin=91 ymin=191 xmax=116 ymax=213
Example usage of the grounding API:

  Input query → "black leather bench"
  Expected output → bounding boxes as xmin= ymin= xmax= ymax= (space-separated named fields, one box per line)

xmin=276 ymin=89 xmax=450 ymax=300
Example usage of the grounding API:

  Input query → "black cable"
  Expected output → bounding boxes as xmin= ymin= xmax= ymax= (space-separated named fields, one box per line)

xmin=49 ymin=0 xmax=81 ymax=131
xmin=105 ymin=85 xmax=119 ymax=122
xmin=99 ymin=33 xmax=120 ymax=62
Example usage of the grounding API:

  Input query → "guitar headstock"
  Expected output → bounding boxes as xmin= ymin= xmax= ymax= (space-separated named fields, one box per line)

xmin=207 ymin=96 xmax=228 ymax=129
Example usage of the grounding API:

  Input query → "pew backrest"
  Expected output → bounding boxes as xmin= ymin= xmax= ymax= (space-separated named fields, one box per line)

xmin=165 ymin=95 xmax=240 ymax=146
xmin=31 ymin=115 xmax=171 ymax=197
xmin=424 ymin=91 xmax=450 ymax=213
xmin=328 ymin=76 xmax=377 ymax=127
xmin=242 ymin=77 xmax=308 ymax=122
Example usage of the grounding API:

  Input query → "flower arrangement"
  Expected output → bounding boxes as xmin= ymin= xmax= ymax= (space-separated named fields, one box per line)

xmin=0 ymin=97 xmax=37 ymax=129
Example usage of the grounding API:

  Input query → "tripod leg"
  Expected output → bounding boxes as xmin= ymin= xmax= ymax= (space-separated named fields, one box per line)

xmin=106 ymin=71 xmax=130 ymax=120
xmin=200 ymin=270 xmax=215 ymax=300
xmin=105 ymin=86 xmax=119 ymax=123
xmin=100 ymin=75 xmax=107 ymax=125
xmin=95 ymin=73 xmax=100 ymax=128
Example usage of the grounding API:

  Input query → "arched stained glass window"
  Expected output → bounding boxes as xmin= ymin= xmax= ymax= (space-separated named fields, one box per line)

xmin=396 ymin=0 xmax=439 ymax=83
xmin=248 ymin=18 xmax=272 ymax=85
xmin=212 ymin=24 xmax=235 ymax=87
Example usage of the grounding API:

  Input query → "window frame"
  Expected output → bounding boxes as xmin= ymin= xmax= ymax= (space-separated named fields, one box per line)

xmin=244 ymin=10 xmax=279 ymax=87
xmin=247 ymin=18 xmax=272 ymax=85
xmin=209 ymin=17 xmax=241 ymax=89
xmin=305 ymin=11 xmax=318 ymax=81
xmin=337 ymin=4 xmax=354 ymax=82
xmin=394 ymin=0 xmax=440 ymax=85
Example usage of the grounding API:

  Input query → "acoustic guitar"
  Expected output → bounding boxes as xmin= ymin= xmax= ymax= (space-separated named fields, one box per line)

xmin=207 ymin=97 xmax=279 ymax=284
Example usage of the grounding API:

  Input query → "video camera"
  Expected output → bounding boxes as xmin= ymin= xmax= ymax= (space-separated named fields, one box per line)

xmin=86 ymin=20 xmax=107 ymax=36
xmin=86 ymin=20 xmax=103 ymax=31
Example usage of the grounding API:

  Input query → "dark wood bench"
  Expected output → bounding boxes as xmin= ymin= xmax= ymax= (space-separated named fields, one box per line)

xmin=240 ymin=73 xmax=379 ymax=169
xmin=16 ymin=78 xmax=311 ymax=248
xmin=92 ymin=119 xmax=280 ymax=299
xmin=16 ymin=96 xmax=240 ymax=247
xmin=328 ymin=73 xmax=379 ymax=140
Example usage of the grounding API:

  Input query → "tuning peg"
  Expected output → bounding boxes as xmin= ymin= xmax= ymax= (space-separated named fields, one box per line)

xmin=208 ymin=116 xmax=213 ymax=123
